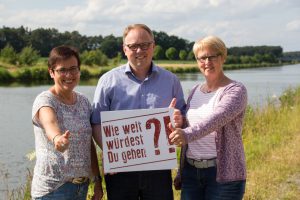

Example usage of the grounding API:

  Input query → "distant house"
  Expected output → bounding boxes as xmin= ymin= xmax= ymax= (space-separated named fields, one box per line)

xmin=281 ymin=51 xmax=300 ymax=62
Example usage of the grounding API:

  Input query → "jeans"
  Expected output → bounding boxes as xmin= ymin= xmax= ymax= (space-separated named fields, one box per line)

xmin=33 ymin=181 xmax=89 ymax=200
xmin=105 ymin=170 xmax=173 ymax=200
xmin=181 ymin=162 xmax=246 ymax=200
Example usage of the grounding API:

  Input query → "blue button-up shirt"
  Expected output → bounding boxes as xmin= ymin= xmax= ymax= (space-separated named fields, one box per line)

xmin=91 ymin=62 xmax=186 ymax=124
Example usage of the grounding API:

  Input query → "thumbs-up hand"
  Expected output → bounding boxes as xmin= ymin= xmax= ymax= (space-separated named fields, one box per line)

xmin=53 ymin=130 xmax=70 ymax=152
xmin=169 ymin=98 xmax=183 ymax=128
xmin=168 ymin=125 xmax=187 ymax=147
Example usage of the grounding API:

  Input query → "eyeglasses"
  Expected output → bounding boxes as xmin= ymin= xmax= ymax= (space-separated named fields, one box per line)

xmin=125 ymin=41 xmax=153 ymax=51
xmin=196 ymin=54 xmax=220 ymax=63
xmin=53 ymin=66 xmax=80 ymax=76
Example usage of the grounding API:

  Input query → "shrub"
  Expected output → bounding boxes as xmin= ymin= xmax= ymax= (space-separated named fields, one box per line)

xmin=111 ymin=52 xmax=122 ymax=66
xmin=0 ymin=67 xmax=13 ymax=82
xmin=187 ymin=50 xmax=195 ymax=60
xmin=16 ymin=67 xmax=32 ymax=81
xmin=81 ymin=50 xmax=108 ymax=66
xmin=179 ymin=50 xmax=187 ymax=60
xmin=80 ymin=67 xmax=91 ymax=80
xmin=30 ymin=66 xmax=50 ymax=81
xmin=153 ymin=45 xmax=165 ymax=60
xmin=165 ymin=47 xmax=178 ymax=60
xmin=18 ymin=46 xmax=40 ymax=66
xmin=0 ymin=44 xmax=18 ymax=64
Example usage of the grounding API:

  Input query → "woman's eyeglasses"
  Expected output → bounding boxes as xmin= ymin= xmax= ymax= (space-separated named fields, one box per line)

xmin=196 ymin=54 xmax=220 ymax=63
xmin=53 ymin=66 xmax=80 ymax=76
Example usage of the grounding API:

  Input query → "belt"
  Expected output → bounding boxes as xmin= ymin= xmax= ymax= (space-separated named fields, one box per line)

xmin=70 ymin=177 xmax=89 ymax=184
xmin=186 ymin=157 xmax=216 ymax=169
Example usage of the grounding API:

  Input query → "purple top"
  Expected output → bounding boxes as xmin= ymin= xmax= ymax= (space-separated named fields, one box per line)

xmin=182 ymin=81 xmax=247 ymax=182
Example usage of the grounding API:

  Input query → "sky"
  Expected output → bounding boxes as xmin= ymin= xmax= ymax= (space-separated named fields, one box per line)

xmin=0 ymin=0 xmax=299 ymax=52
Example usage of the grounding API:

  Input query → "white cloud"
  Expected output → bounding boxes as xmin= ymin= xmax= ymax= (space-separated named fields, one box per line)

xmin=286 ymin=19 xmax=300 ymax=31
xmin=0 ymin=4 xmax=5 ymax=10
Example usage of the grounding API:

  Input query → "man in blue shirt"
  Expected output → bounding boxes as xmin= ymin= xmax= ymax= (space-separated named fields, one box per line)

xmin=91 ymin=23 xmax=186 ymax=200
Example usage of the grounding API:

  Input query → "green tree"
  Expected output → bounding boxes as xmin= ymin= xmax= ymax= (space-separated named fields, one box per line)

xmin=179 ymin=50 xmax=187 ymax=60
xmin=153 ymin=31 xmax=191 ymax=53
xmin=100 ymin=35 xmax=122 ymax=58
xmin=165 ymin=47 xmax=178 ymax=60
xmin=249 ymin=53 xmax=260 ymax=64
xmin=0 ymin=27 xmax=26 ymax=52
xmin=18 ymin=46 xmax=40 ymax=66
xmin=240 ymin=55 xmax=252 ymax=64
xmin=225 ymin=55 xmax=240 ymax=64
xmin=60 ymin=31 xmax=89 ymax=51
xmin=0 ymin=44 xmax=17 ymax=64
xmin=81 ymin=49 xmax=108 ymax=66
xmin=111 ymin=52 xmax=122 ymax=66
xmin=30 ymin=28 xmax=60 ymax=57
xmin=153 ymin=45 xmax=165 ymax=60
xmin=187 ymin=50 xmax=195 ymax=60
xmin=262 ymin=53 xmax=277 ymax=63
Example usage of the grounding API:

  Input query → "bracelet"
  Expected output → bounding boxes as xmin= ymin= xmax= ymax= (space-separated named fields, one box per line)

xmin=52 ymin=133 xmax=61 ymax=144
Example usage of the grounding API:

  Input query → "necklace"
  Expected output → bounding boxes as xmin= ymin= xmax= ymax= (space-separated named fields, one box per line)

xmin=200 ymin=84 xmax=215 ymax=93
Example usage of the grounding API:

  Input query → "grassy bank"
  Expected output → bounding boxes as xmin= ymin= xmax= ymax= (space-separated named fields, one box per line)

xmin=242 ymin=87 xmax=300 ymax=199
xmin=0 ymin=60 xmax=287 ymax=84
xmin=4 ymin=86 xmax=300 ymax=200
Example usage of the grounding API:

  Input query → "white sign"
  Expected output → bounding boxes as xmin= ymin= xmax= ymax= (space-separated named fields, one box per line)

xmin=101 ymin=108 xmax=177 ymax=173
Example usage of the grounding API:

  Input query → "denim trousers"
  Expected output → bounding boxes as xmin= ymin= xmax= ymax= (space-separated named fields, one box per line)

xmin=105 ymin=170 xmax=173 ymax=200
xmin=181 ymin=162 xmax=246 ymax=200
xmin=33 ymin=181 xmax=89 ymax=200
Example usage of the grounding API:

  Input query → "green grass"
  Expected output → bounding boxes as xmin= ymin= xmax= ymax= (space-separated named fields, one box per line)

xmin=242 ymin=87 xmax=300 ymax=199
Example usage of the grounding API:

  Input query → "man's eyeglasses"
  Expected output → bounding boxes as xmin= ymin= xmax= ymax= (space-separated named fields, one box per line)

xmin=125 ymin=41 xmax=153 ymax=51
xmin=196 ymin=54 xmax=220 ymax=63
xmin=53 ymin=66 xmax=80 ymax=76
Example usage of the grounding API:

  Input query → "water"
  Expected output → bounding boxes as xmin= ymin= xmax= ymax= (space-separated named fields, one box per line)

xmin=0 ymin=64 xmax=300 ymax=195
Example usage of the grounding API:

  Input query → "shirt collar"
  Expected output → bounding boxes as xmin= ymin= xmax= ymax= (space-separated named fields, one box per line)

xmin=124 ymin=62 xmax=159 ymax=75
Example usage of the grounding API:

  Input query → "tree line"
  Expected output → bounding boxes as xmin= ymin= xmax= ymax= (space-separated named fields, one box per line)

xmin=0 ymin=26 xmax=287 ymax=66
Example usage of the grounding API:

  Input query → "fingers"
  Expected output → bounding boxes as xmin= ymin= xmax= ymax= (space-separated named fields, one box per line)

xmin=55 ymin=130 xmax=71 ymax=152
xmin=168 ymin=122 xmax=175 ymax=132
xmin=169 ymin=129 xmax=186 ymax=146
xmin=63 ymin=130 xmax=70 ymax=139
xmin=169 ymin=129 xmax=178 ymax=144
xmin=61 ymin=130 xmax=70 ymax=145
xmin=173 ymin=109 xmax=183 ymax=128
xmin=168 ymin=98 xmax=176 ymax=108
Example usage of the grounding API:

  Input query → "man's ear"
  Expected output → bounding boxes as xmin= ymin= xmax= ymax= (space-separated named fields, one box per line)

xmin=123 ymin=45 xmax=127 ymax=55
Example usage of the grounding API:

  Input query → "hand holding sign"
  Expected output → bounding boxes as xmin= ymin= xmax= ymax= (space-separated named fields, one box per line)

xmin=168 ymin=125 xmax=187 ymax=147
xmin=169 ymin=98 xmax=183 ymax=128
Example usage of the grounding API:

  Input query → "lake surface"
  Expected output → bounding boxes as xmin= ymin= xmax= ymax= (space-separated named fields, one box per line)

xmin=0 ymin=63 xmax=300 ymax=195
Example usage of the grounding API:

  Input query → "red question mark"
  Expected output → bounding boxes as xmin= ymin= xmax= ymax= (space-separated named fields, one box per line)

xmin=145 ymin=118 xmax=161 ymax=155
xmin=163 ymin=116 xmax=175 ymax=153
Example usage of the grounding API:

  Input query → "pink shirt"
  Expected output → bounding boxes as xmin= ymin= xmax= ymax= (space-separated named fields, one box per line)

xmin=186 ymin=89 xmax=219 ymax=160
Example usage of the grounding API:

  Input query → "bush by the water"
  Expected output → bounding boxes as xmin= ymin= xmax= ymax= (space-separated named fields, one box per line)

xmin=0 ymin=67 xmax=13 ymax=82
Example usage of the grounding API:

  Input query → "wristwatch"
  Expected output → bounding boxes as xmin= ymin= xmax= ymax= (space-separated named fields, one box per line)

xmin=92 ymin=175 xmax=102 ymax=182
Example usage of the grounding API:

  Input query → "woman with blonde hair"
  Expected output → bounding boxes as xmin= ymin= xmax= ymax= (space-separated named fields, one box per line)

xmin=171 ymin=36 xmax=247 ymax=200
